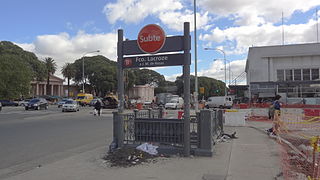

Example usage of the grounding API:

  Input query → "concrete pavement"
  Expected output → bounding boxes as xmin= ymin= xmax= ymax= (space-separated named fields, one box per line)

xmin=3 ymin=120 xmax=283 ymax=180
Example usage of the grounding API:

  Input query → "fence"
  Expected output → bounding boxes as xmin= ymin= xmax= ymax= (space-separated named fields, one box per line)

xmin=278 ymin=111 xmax=320 ymax=180
xmin=113 ymin=109 xmax=224 ymax=156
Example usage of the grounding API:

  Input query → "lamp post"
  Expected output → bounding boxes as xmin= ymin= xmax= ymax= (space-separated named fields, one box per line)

xmin=204 ymin=48 xmax=227 ymax=96
xmin=82 ymin=50 xmax=100 ymax=93
xmin=194 ymin=0 xmax=198 ymax=112
xmin=216 ymin=59 xmax=232 ymax=86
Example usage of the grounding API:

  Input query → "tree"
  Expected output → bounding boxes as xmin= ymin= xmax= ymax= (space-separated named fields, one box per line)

xmin=61 ymin=63 xmax=75 ymax=97
xmin=71 ymin=55 xmax=117 ymax=96
xmin=175 ymin=75 xmax=226 ymax=99
xmin=44 ymin=57 xmax=57 ymax=95
xmin=0 ymin=41 xmax=46 ymax=99
xmin=0 ymin=55 xmax=33 ymax=99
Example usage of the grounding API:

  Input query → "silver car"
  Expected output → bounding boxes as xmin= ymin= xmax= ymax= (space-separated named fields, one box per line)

xmin=62 ymin=100 xmax=79 ymax=112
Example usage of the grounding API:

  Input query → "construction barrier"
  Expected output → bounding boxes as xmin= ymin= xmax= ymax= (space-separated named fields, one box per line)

xmin=277 ymin=111 xmax=320 ymax=180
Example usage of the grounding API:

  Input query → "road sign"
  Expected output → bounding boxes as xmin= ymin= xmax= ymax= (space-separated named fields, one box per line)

xmin=137 ymin=24 xmax=166 ymax=54
xmin=199 ymin=87 xmax=205 ymax=94
xmin=123 ymin=53 xmax=184 ymax=69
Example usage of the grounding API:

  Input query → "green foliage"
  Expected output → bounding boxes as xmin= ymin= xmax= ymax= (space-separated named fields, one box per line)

xmin=61 ymin=63 xmax=75 ymax=97
xmin=44 ymin=57 xmax=57 ymax=95
xmin=130 ymin=69 xmax=166 ymax=87
xmin=72 ymin=55 xmax=117 ymax=96
xmin=61 ymin=63 xmax=75 ymax=80
xmin=0 ymin=55 xmax=32 ymax=99
xmin=0 ymin=41 xmax=47 ymax=99
xmin=0 ymin=41 xmax=46 ymax=81
xmin=175 ymin=75 xmax=226 ymax=99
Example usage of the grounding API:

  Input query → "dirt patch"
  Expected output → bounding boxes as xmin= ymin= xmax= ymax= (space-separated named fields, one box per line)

xmin=103 ymin=147 xmax=160 ymax=167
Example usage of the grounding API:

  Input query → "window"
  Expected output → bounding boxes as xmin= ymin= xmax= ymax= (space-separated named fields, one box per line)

xmin=303 ymin=69 xmax=310 ymax=80
xmin=311 ymin=69 xmax=319 ymax=80
xmin=285 ymin=69 xmax=293 ymax=81
xmin=294 ymin=69 xmax=301 ymax=81
xmin=277 ymin=69 xmax=284 ymax=81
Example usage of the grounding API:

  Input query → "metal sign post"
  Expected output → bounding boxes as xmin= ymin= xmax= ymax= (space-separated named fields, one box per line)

xmin=183 ymin=22 xmax=191 ymax=156
xmin=117 ymin=22 xmax=191 ymax=156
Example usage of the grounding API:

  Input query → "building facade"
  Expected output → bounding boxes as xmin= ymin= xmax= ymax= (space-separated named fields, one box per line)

xmin=245 ymin=43 xmax=320 ymax=102
xmin=128 ymin=84 xmax=155 ymax=102
xmin=30 ymin=75 xmax=64 ymax=97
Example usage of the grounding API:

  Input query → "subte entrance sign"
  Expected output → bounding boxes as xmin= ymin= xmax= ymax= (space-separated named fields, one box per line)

xmin=117 ymin=22 xmax=191 ymax=156
xmin=137 ymin=24 xmax=166 ymax=54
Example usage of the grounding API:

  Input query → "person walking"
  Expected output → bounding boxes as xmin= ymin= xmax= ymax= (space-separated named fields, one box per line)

xmin=94 ymin=100 xmax=102 ymax=116
xmin=267 ymin=95 xmax=282 ymax=136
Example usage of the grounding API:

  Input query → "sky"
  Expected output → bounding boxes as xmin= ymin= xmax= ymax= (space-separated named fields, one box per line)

xmin=1 ymin=0 xmax=320 ymax=85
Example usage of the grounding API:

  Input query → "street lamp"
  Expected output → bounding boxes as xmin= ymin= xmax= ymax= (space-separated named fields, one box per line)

xmin=215 ymin=58 xmax=232 ymax=86
xmin=204 ymin=48 xmax=227 ymax=96
xmin=82 ymin=50 xmax=100 ymax=93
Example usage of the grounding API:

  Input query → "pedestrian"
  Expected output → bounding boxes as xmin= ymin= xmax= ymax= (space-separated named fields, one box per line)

xmin=94 ymin=100 xmax=102 ymax=116
xmin=267 ymin=95 xmax=282 ymax=136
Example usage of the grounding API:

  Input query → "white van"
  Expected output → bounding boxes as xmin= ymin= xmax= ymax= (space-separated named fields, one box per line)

xmin=205 ymin=96 xmax=233 ymax=109
xmin=165 ymin=97 xmax=184 ymax=109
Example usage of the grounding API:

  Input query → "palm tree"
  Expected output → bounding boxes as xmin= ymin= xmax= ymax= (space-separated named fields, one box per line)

xmin=61 ymin=63 xmax=75 ymax=98
xmin=44 ymin=57 xmax=57 ymax=95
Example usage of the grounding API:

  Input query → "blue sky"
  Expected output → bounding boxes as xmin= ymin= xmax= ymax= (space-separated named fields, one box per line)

xmin=1 ymin=0 xmax=320 ymax=84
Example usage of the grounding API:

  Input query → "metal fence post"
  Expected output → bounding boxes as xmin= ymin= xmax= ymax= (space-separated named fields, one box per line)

xmin=217 ymin=110 xmax=224 ymax=135
xmin=194 ymin=109 xmax=213 ymax=156
xmin=159 ymin=106 xmax=164 ymax=118
xmin=118 ymin=113 xmax=124 ymax=147
xmin=148 ymin=108 xmax=152 ymax=118
xmin=113 ymin=111 xmax=118 ymax=145
xmin=113 ymin=111 xmax=123 ymax=148
xmin=134 ymin=109 xmax=138 ymax=119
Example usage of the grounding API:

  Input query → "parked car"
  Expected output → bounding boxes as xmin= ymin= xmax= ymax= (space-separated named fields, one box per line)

xmin=18 ymin=99 xmax=31 ymax=106
xmin=75 ymin=93 xmax=93 ymax=106
xmin=62 ymin=100 xmax=79 ymax=112
xmin=205 ymin=96 xmax=233 ymax=109
xmin=0 ymin=100 xmax=18 ymax=106
xmin=165 ymin=97 xmax=184 ymax=109
xmin=25 ymin=98 xmax=48 ymax=110
xmin=57 ymin=99 xmax=71 ymax=108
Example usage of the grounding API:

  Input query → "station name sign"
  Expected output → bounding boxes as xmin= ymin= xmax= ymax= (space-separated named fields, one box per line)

xmin=123 ymin=53 xmax=184 ymax=69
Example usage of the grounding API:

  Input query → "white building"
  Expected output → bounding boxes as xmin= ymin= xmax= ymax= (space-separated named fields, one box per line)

xmin=245 ymin=43 xmax=320 ymax=101
xmin=128 ymin=84 xmax=154 ymax=102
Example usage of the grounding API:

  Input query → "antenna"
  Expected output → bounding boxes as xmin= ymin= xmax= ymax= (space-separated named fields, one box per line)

xmin=282 ymin=11 xmax=284 ymax=45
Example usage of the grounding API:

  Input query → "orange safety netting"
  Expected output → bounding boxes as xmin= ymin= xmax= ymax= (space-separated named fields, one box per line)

xmin=277 ymin=110 xmax=320 ymax=180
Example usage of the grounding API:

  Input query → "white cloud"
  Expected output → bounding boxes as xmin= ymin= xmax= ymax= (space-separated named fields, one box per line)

xmin=159 ymin=10 xmax=211 ymax=32
xmin=165 ymin=73 xmax=182 ymax=82
xmin=103 ymin=0 xmax=183 ymax=24
xmin=198 ymin=0 xmax=320 ymax=25
xmin=200 ymin=19 xmax=320 ymax=55
xmin=198 ymin=59 xmax=247 ymax=84
xmin=103 ymin=0 xmax=211 ymax=32
xmin=16 ymin=31 xmax=118 ymax=79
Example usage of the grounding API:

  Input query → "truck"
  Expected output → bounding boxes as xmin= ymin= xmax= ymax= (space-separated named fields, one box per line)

xmin=75 ymin=93 xmax=94 ymax=106
xmin=205 ymin=96 xmax=233 ymax=109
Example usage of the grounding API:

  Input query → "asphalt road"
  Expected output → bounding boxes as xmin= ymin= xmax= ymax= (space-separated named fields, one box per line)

xmin=0 ymin=106 xmax=113 ymax=179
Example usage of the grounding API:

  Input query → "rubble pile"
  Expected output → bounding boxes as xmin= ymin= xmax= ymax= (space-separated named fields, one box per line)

xmin=103 ymin=147 xmax=156 ymax=167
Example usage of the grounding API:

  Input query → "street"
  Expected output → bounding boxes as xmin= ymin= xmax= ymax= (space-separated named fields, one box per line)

xmin=0 ymin=106 xmax=113 ymax=179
